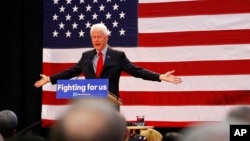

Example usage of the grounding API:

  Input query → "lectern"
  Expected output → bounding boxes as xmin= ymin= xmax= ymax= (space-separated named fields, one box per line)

xmin=56 ymin=79 xmax=122 ymax=105
xmin=107 ymin=91 xmax=123 ymax=105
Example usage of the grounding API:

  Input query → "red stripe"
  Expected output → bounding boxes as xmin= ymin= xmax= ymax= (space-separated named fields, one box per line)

xmin=42 ymin=119 xmax=56 ymax=128
xmin=42 ymin=91 xmax=250 ymax=105
xmin=43 ymin=60 xmax=250 ymax=76
xmin=139 ymin=29 xmax=250 ymax=47
xmin=122 ymin=60 xmax=250 ymax=76
xmin=139 ymin=0 xmax=250 ymax=17
xmin=42 ymin=91 xmax=70 ymax=105
xmin=43 ymin=63 xmax=74 ymax=75
xmin=120 ymin=91 xmax=250 ymax=106
xmin=127 ymin=121 xmax=220 ymax=128
xmin=41 ymin=119 xmax=218 ymax=128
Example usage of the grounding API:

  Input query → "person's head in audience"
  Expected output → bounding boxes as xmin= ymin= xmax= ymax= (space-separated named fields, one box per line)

xmin=162 ymin=131 xmax=183 ymax=141
xmin=6 ymin=135 xmax=46 ymax=141
xmin=127 ymin=134 xmax=147 ymax=141
xmin=225 ymin=105 xmax=250 ymax=124
xmin=0 ymin=133 xmax=4 ymax=141
xmin=49 ymin=98 xmax=129 ymax=141
xmin=0 ymin=110 xmax=18 ymax=140
xmin=180 ymin=122 xmax=229 ymax=141
xmin=140 ymin=128 xmax=162 ymax=141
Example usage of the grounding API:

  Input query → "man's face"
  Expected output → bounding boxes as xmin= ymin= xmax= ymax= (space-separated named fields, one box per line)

xmin=91 ymin=30 xmax=108 ymax=51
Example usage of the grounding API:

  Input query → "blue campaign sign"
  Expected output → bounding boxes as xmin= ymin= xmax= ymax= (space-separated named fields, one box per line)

xmin=56 ymin=79 xmax=108 ymax=99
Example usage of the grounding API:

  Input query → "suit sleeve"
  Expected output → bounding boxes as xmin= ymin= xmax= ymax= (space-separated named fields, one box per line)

xmin=49 ymin=57 xmax=83 ymax=84
xmin=120 ymin=52 xmax=161 ymax=82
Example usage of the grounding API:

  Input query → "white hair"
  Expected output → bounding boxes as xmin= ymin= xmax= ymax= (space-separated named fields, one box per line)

xmin=90 ymin=23 xmax=110 ymax=36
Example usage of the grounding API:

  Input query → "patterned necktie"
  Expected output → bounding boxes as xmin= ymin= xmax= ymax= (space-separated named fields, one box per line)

xmin=96 ymin=52 xmax=103 ymax=78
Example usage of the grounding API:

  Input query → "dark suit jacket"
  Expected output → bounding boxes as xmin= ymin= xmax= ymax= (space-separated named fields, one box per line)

xmin=50 ymin=47 xmax=161 ymax=97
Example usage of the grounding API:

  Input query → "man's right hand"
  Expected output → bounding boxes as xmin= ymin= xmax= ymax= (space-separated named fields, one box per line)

xmin=34 ymin=74 xmax=50 ymax=88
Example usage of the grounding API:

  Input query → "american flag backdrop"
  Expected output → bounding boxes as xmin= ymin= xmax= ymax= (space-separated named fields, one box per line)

xmin=42 ymin=0 xmax=250 ymax=128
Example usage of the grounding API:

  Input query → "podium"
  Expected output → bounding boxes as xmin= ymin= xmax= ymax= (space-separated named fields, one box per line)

xmin=108 ymin=91 xmax=123 ymax=105
xmin=56 ymin=79 xmax=122 ymax=105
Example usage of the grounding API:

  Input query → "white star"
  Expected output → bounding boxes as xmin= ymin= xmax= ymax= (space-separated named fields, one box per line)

xmin=79 ymin=30 xmax=85 ymax=37
xmin=52 ymin=30 xmax=59 ymax=37
xmin=65 ymin=14 xmax=71 ymax=21
xmin=105 ymin=12 xmax=111 ymax=19
xmin=52 ymin=14 xmax=58 ymax=21
xmin=119 ymin=28 xmax=125 ymax=36
xmin=119 ymin=11 xmax=125 ymax=19
xmin=85 ymin=21 xmax=91 ymax=28
xmin=53 ymin=0 xmax=59 ymax=4
xmin=113 ymin=3 xmax=119 ymax=10
xmin=72 ymin=22 xmax=78 ymax=29
xmin=107 ymin=0 xmax=111 ymax=2
xmin=72 ymin=5 xmax=78 ymax=12
xmin=93 ymin=0 xmax=98 ymax=3
xmin=79 ymin=13 xmax=85 ymax=20
xmin=100 ymin=21 xmax=105 ymax=25
xmin=66 ymin=0 xmax=72 ymax=4
xmin=65 ymin=30 xmax=72 ymax=37
xmin=99 ymin=4 xmax=105 ymax=11
xmin=80 ymin=0 xmax=84 ymax=3
xmin=108 ymin=30 xmax=111 ymax=36
xmin=86 ymin=4 xmax=92 ymax=11
xmin=59 ymin=22 xmax=65 ymax=29
xmin=112 ymin=20 xmax=118 ymax=27
xmin=92 ymin=13 xmax=98 ymax=20
xmin=59 ymin=6 xmax=65 ymax=13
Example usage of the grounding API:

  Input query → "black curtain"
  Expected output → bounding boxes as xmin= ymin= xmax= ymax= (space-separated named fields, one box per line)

xmin=1 ymin=0 xmax=46 ymax=137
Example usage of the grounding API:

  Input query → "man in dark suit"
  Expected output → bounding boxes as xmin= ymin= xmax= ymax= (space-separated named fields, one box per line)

xmin=34 ymin=23 xmax=182 ymax=98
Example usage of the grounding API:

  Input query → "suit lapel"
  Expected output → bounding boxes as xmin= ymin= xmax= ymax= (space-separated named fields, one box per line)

xmin=87 ymin=50 xmax=97 ymax=76
xmin=103 ymin=47 xmax=112 ymax=71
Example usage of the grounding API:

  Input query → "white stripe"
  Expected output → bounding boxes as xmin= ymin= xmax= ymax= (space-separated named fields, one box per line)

xmin=43 ymin=48 xmax=84 ymax=63
xmin=41 ymin=104 xmax=71 ymax=120
xmin=139 ymin=13 xmax=250 ymax=33
xmin=41 ymin=104 xmax=243 ymax=121
xmin=120 ymin=105 xmax=246 ymax=121
xmin=43 ymin=44 xmax=250 ymax=63
xmin=43 ymin=75 xmax=250 ymax=92
xmin=139 ymin=0 xmax=197 ymax=3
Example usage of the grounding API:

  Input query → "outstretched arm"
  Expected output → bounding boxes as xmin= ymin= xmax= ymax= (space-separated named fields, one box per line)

xmin=34 ymin=74 xmax=50 ymax=88
xmin=159 ymin=70 xmax=182 ymax=84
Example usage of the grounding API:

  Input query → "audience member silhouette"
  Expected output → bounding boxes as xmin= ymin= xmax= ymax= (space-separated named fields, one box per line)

xmin=180 ymin=122 xmax=229 ymax=141
xmin=0 ymin=110 xmax=18 ymax=140
xmin=162 ymin=131 xmax=183 ymax=141
xmin=225 ymin=105 xmax=250 ymax=124
xmin=0 ymin=133 xmax=4 ymax=141
xmin=140 ymin=128 xmax=162 ymax=141
xmin=127 ymin=134 xmax=147 ymax=141
xmin=6 ymin=135 xmax=46 ymax=141
xmin=49 ymin=98 xmax=129 ymax=141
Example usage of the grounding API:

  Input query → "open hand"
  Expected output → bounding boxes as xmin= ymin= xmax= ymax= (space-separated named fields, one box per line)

xmin=34 ymin=74 xmax=50 ymax=88
xmin=159 ymin=70 xmax=182 ymax=84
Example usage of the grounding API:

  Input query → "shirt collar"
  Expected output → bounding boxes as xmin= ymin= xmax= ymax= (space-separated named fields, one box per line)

xmin=96 ymin=45 xmax=108 ymax=55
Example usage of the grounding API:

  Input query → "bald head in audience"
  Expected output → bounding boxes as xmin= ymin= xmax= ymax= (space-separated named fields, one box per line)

xmin=0 ymin=110 xmax=18 ymax=140
xmin=50 ymin=98 xmax=128 ymax=141
xmin=0 ymin=134 xmax=3 ymax=141
xmin=225 ymin=105 xmax=250 ymax=124
xmin=180 ymin=122 xmax=229 ymax=141
xmin=179 ymin=105 xmax=250 ymax=141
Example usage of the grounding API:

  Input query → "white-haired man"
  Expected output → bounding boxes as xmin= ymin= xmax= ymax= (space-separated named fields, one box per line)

xmin=34 ymin=23 xmax=182 ymax=98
